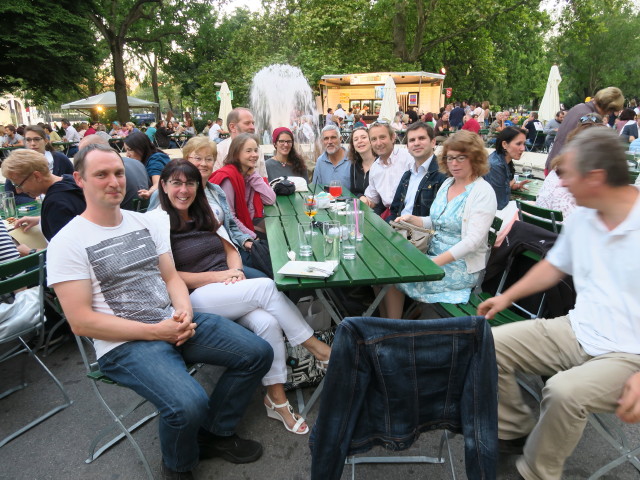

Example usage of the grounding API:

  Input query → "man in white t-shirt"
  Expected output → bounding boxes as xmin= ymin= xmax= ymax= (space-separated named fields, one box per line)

xmin=47 ymin=144 xmax=272 ymax=479
xmin=212 ymin=108 xmax=266 ymax=176
xmin=208 ymin=117 xmax=225 ymax=144
xmin=360 ymin=122 xmax=412 ymax=213
xmin=478 ymin=128 xmax=640 ymax=480
xmin=334 ymin=104 xmax=346 ymax=120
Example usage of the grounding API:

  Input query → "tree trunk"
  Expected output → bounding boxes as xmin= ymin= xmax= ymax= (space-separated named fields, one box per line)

xmin=150 ymin=54 xmax=161 ymax=123
xmin=111 ymin=40 xmax=129 ymax=124
xmin=392 ymin=0 xmax=409 ymax=61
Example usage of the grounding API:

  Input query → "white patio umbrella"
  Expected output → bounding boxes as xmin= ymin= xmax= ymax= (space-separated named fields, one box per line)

xmin=377 ymin=76 xmax=398 ymax=123
xmin=218 ymin=82 xmax=233 ymax=130
xmin=60 ymin=91 xmax=158 ymax=109
xmin=538 ymin=65 xmax=562 ymax=123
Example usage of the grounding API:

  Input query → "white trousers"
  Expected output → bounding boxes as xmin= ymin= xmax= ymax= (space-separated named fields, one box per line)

xmin=189 ymin=277 xmax=313 ymax=385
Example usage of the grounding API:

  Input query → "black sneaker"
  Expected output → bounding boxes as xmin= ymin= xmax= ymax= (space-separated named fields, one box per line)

xmin=198 ymin=432 xmax=263 ymax=463
xmin=161 ymin=463 xmax=195 ymax=480
xmin=498 ymin=435 xmax=528 ymax=455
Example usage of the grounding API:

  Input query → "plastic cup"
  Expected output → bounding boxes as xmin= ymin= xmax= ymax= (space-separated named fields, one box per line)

xmin=298 ymin=223 xmax=313 ymax=257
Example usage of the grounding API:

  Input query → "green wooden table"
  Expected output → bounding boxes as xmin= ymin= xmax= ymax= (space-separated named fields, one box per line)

xmin=266 ymin=189 xmax=444 ymax=319
xmin=511 ymin=178 xmax=543 ymax=202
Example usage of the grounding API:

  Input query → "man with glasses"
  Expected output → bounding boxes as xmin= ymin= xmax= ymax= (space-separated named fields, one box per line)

xmin=311 ymin=125 xmax=350 ymax=187
xmin=359 ymin=122 xmax=413 ymax=216
xmin=545 ymin=87 xmax=624 ymax=174
xmin=1 ymin=148 xmax=85 ymax=241
xmin=47 ymin=144 xmax=272 ymax=480
xmin=213 ymin=108 xmax=266 ymax=176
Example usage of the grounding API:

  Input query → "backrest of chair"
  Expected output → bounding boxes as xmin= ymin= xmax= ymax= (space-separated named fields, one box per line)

xmin=74 ymin=335 xmax=101 ymax=375
xmin=516 ymin=199 xmax=563 ymax=234
xmin=0 ymin=250 xmax=46 ymax=296
xmin=629 ymin=171 xmax=639 ymax=184
xmin=487 ymin=216 xmax=503 ymax=248
xmin=132 ymin=198 xmax=150 ymax=213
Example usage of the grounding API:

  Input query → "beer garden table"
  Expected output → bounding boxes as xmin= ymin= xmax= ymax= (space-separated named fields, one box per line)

xmin=265 ymin=186 xmax=444 ymax=414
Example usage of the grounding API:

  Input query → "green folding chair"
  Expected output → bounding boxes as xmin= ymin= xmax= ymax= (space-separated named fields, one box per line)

xmin=516 ymin=199 xmax=563 ymax=234
xmin=0 ymin=250 xmax=73 ymax=448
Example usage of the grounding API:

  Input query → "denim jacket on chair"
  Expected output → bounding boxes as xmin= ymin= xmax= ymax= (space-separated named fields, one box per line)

xmin=309 ymin=315 xmax=498 ymax=480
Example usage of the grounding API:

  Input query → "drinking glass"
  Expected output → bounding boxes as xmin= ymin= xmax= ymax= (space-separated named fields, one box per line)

xmin=342 ymin=223 xmax=357 ymax=260
xmin=329 ymin=180 xmax=342 ymax=199
xmin=522 ymin=163 xmax=533 ymax=178
xmin=634 ymin=151 xmax=640 ymax=169
xmin=298 ymin=223 xmax=313 ymax=257
xmin=1 ymin=192 xmax=16 ymax=219
xmin=344 ymin=201 xmax=364 ymax=241
xmin=322 ymin=221 xmax=341 ymax=264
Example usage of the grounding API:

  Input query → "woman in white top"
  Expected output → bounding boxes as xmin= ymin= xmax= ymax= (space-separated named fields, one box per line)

xmin=384 ymin=130 xmax=497 ymax=318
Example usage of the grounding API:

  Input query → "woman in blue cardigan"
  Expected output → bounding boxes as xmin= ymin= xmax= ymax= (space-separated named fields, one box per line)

xmin=123 ymin=131 xmax=171 ymax=199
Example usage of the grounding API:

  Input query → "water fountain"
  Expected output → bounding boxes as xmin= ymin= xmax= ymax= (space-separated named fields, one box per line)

xmin=250 ymin=64 xmax=321 ymax=162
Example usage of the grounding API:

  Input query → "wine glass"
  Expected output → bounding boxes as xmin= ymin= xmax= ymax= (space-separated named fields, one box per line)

xmin=329 ymin=180 xmax=343 ymax=199
xmin=304 ymin=194 xmax=319 ymax=235
xmin=304 ymin=195 xmax=317 ymax=218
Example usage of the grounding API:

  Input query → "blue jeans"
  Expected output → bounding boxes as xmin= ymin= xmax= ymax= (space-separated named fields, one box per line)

xmin=98 ymin=312 xmax=273 ymax=472
xmin=67 ymin=146 xmax=79 ymax=157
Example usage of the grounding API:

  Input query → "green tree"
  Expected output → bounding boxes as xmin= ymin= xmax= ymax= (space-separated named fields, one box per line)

xmin=549 ymin=0 xmax=640 ymax=107
xmin=0 ymin=0 xmax=98 ymax=99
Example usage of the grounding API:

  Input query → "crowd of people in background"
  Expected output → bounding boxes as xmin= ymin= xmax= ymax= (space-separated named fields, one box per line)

xmin=3 ymin=87 xmax=640 ymax=479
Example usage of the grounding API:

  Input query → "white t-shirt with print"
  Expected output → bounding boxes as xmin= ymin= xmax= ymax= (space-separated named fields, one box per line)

xmin=47 ymin=210 xmax=174 ymax=358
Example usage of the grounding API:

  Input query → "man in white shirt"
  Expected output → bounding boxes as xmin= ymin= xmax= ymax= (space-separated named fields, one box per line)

xmin=478 ymin=128 xmax=640 ymax=480
xmin=360 ymin=122 xmax=412 ymax=214
xmin=47 ymin=144 xmax=272 ymax=479
xmin=61 ymin=118 xmax=81 ymax=157
xmin=208 ymin=118 xmax=225 ymax=144
xmin=334 ymin=104 xmax=346 ymax=120
xmin=212 ymin=108 xmax=266 ymax=177
xmin=388 ymin=122 xmax=446 ymax=222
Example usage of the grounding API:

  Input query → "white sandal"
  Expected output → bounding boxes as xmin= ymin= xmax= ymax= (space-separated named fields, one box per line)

xmin=264 ymin=394 xmax=309 ymax=435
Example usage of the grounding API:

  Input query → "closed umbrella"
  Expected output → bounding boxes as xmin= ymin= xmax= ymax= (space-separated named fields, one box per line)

xmin=378 ymin=76 xmax=398 ymax=123
xmin=538 ymin=65 xmax=562 ymax=123
xmin=218 ymin=82 xmax=233 ymax=130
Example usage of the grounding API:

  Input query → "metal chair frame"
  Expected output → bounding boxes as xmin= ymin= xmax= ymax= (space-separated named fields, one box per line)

xmin=0 ymin=250 xmax=73 ymax=448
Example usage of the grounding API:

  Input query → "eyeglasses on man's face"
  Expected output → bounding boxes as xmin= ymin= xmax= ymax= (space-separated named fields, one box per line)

xmin=25 ymin=137 xmax=44 ymax=143
xmin=11 ymin=171 xmax=34 ymax=189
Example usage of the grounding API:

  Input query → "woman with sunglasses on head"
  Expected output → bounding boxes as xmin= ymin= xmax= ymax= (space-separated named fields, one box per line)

xmin=265 ymin=127 xmax=308 ymax=183
xmin=347 ymin=126 xmax=376 ymax=197
xmin=157 ymin=159 xmax=331 ymax=435
xmin=383 ymin=130 xmax=496 ymax=318
xmin=123 ymin=131 xmax=171 ymax=199
xmin=4 ymin=125 xmax=74 ymax=205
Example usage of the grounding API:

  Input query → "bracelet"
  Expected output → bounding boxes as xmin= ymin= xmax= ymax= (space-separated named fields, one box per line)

xmin=29 ymin=248 xmax=37 ymax=255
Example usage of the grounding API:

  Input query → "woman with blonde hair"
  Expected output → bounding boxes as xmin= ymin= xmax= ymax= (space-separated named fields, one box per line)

xmin=384 ymin=130 xmax=497 ymax=318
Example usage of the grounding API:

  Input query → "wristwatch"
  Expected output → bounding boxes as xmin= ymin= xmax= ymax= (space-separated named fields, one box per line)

xmin=29 ymin=248 xmax=37 ymax=255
